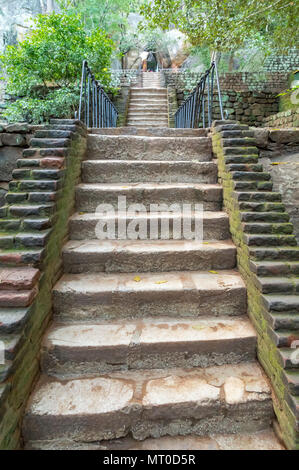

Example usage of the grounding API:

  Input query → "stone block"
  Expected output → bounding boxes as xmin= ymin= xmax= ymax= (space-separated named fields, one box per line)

xmin=0 ymin=147 xmax=23 ymax=181
xmin=1 ymin=134 xmax=26 ymax=146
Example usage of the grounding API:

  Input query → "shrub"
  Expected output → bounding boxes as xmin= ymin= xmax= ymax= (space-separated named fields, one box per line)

xmin=0 ymin=12 xmax=115 ymax=123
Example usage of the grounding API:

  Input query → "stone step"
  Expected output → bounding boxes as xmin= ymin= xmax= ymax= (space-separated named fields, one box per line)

xmin=89 ymin=127 xmax=208 ymax=137
xmin=249 ymin=246 xmax=299 ymax=261
xmin=244 ymin=234 xmax=297 ymax=247
xmin=261 ymin=294 xmax=299 ymax=313
xmin=235 ymin=192 xmax=281 ymax=202
xmin=129 ymin=99 xmax=168 ymax=105
xmin=25 ymin=429 xmax=284 ymax=450
xmin=233 ymin=181 xmax=273 ymax=191
xmin=87 ymin=135 xmax=211 ymax=161
xmin=41 ymin=316 xmax=257 ymax=376
xmin=62 ymin=240 xmax=237 ymax=274
xmin=126 ymin=122 xmax=169 ymax=128
xmin=238 ymin=202 xmax=285 ymax=212
xmin=81 ymin=160 xmax=217 ymax=184
xmin=69 ymin=211 xmax=231 ymax=241
xmin=240 ymin=212 xmax=290 ymax=223
xmin=128 ymin=105 xmax=167 ymax=111
xmin=127 ymin=113 xmax=168 ymax=119
xmin=53 ymin=270 xmax=247 ymax=321
xmin=242 ymin=222 xmax=294 ymax=235
xmin=130 ymin=87 xmax=167 ymax=94
xmin=255 ymin=276 xmax=299 ymax=295
xmin=127 ymin=116 xmax=168 ymax=121
xmin=75 ymin=183 xmax=223 ymax=212
xmin=23 ymin=362 xmax=273 ymax=443
xmin=222 ymin=138 xmax=256 ymax=147
xmin=250 ymin=260 xmax=299 ymax=277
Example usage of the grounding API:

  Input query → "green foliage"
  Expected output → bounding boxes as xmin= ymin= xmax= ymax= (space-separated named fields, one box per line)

xmin=0 ymin=12 xmax=115 ymax=123
xmin=140 ymin=0 xmax=299 ymax=52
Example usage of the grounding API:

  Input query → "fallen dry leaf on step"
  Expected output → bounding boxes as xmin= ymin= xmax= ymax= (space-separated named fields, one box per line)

xmin=209 ymin=270 xmax=219 ymax=274
xmin=134 ymin=276 xmax=141 ymax=282
xmin=155 ymin=280 xmax=168 ymax=284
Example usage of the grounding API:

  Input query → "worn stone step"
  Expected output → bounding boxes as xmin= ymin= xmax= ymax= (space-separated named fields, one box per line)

xmin=76 ymin=183 xmax=223 ymax=212
xmin=255 ymin=276 xmax=299 ymax=294
xmin=277 ymin=348 xmax=299 ymax=370
xmin=249 ymin=246 xmax=299 ymax=261
xmin=235 ymin=192 xmax=281 ymax=202
xmin=128 ymin=105 xmax=167 ymax=111
xmin=25 ymin=429 xmax=285 ymax=450
xmin=69 ymin=211 xmax=231 ymax=241
xmin=243 ymin=222 xmax=294 ymax=235
xmin=265 ymin=310 xmax=299 ymax=331
xmin=0 ymin=217 xmax=53 ymax=232
xmin=41 ymin=316 xmax=256 ymax=376
xmin=129 ymin=99 xmax=168 ymax=105
xmin=89 ymin=127 xmax=208 ymax=137
xmin=224 ymin=155 xmax=259 ymax=164
xmin=62 ymin=240 xmax=236 ymax=274
xmin=0 ymin=230 xmax=50 ymax=249
xmin=7 ymin=203 xmax=56 ymax=218
xmin=9 ymin=179 xmax=60 ymax=192
xmin=221 ymin=130 xmax=255 ymax=138
xmin=13 ymin=168 xmax=63 ymax=180
xmin=34 ymin=130 xmax=74 ymax=139
xmin=227 ymin=163 xmax=263 ymax=172
xmin=23 ymin=148 xmax=68 ymax=158
xmin=282 ymin=369 xmax=299 ymax=395
xmin=214 ymin=124 xmax=249 ymax=132
xmin=233 ymin=180 xmax=273 ymax=191
xmin=127 ymin=122 xmax=169 ymax=128
xmin=30 ymin=138 xmax=70 ymax=148
xmin=240 ymin=212 xmax=290 ymax=223
xmin=81 ymin=161 xmax=217 ymax=184
xmin=250 ymin=260 xmax=299 ymax=277
xmin=244 ymin=234 xmax=297 ymax=247
xmin=0 ymin=307 xmax=30 ymax=334
xmin=238 ymin=202 xmax=285 ymax=212
xmin=53 ymin=270 xmax=247 ymax=321
xmin=6 ymin=191 xmax=58 ymax=205
xmin=87 ymin=135 xmax=211 ymax=161
xmin=231 ymin=172 xmax=271 ymax=181
xmin=223 ymin=147 xmax=258 ymax=156
xmin=0 ymin=248 xmax=44 ymax=268
xmin=262 ymin=294 xmax=299 ymax=313
xmin=23 ymin=362 xmax=273 ymax=443
xmin=130 ymin=88 xmax=167 ymax=94
xmin=222 ymin=138 xmax=256 ymax=147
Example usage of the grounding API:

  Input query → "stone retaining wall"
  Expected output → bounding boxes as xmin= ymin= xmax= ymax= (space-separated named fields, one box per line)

xmin=175 ymin=91 xmax=279 ymax=128
xmin=0 ymin=120 xmax=87 ymax=449
xmin=263 ymin=109 xmax=299 ymax=128
xmin=164 ymin=70 xmax=289 ymax=94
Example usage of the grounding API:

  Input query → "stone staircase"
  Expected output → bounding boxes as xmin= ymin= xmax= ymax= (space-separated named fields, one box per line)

xmin=22 ymin=125 xmax=283 ymax=450
xmin=127 ymin=74 xmax=168 ymax=128
xmin=142 ymin=72 xmax=162 ymax=88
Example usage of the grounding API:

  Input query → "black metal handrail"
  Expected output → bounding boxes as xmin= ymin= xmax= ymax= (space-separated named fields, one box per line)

xmin=78 ymin=60 xmax=118 ymax=128
xmin=175 ymin=60 xmax=224 ymax=128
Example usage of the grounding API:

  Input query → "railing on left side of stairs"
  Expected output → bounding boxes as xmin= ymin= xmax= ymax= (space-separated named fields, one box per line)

xmin=77 ymin=60 xmax=118 ymax=128
xmin=175 ymin=60 xmax=225 ymax=129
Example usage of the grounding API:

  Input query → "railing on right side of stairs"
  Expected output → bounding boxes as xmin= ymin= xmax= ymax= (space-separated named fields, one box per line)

xmin=175 ymin=60 xmax=224 ymax=128
xmin=77 ymin=60 xmax=118 ymax=128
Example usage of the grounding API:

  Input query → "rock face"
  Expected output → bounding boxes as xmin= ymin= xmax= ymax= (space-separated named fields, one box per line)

xmin=0 ymin=0 xmax=58 ymax=53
